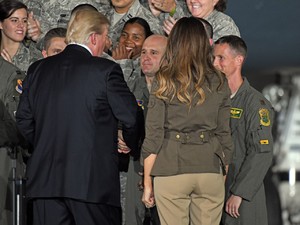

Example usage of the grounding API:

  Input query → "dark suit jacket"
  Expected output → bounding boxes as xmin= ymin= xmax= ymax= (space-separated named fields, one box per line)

xmin=16 ymin=45 xmax=138 ymax=207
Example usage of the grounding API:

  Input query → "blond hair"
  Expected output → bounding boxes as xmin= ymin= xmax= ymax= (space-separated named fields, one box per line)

xmin=66 ymin=10 xmax=109 ymax=45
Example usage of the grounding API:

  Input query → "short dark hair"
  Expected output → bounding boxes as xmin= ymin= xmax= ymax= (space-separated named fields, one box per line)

xmin=215 ymin=0 xmax=227 ymax=12
xmin=43 ymin=27 xmax=67 ymax=50
xmin=215 ymin=35 xmax=247 ymax=58
xmin=123 ymin=17 xmax=153 ymax=39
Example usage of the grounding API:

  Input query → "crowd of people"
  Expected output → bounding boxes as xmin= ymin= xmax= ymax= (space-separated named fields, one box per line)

xmin=0 ymin=0 xmax=275 ymax=225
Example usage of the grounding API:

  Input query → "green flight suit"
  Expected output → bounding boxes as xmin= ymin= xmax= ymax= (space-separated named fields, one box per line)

xmin=222 ymin=78 xmax=274 ymax=225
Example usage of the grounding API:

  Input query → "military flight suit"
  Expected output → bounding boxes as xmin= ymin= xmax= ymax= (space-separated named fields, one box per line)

xmin=0 ymin=58 xmax=26 ymax=225
xmin=222 ymin=78 xmax=274 ymax=225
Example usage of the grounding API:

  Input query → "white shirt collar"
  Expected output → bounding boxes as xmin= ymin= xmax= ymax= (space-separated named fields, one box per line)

xmin=69 ymin=42 xmax=93 ymax=55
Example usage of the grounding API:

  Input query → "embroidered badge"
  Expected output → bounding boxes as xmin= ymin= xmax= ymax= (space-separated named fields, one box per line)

xmin=260 ymin=140 xmax=269 ymax=145
xmin=231 ymin=108 xmax=243 ymax=119
xmin=137 ymin=99 xmax=144 ymax=110
xmin=15 ymin=79 xmax=23 ymax=94
xmin=259 ymin=108 xmax=270 ymax=126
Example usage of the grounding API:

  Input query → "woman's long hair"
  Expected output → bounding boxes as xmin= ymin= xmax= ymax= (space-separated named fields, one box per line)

xmin=155 ymin=17 xmax=223 ymax=106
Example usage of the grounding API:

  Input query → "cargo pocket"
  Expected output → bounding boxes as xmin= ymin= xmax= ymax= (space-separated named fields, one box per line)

xmin=251 ymin=127 xmax=272 ymax=153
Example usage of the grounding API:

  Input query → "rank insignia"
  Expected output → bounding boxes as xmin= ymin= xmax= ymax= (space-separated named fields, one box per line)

xmin=15 ymin=79 xmax=23 ymax=94
xmin=231 ymin=108 xmax=243 ymax=119
xmin=137 ymin=99 xmax=144 ymax=110
xmin=259 ymin=108 xmax=270 ymax=126
xmin=260 ymin=140 xmax=269 ymax=145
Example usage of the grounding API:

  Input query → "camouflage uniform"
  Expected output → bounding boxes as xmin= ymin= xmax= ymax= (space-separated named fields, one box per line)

xmin=21 ymin=0 xmax=110 ymax=50
xmin=117 ymin=57 xmax=143 ymax=225
xmin=0 ymin=57 xmax=26 ymax=225
xmin=12 ymin=41 xmax=42 ymax=74
xmin=156 ymin=0 xmax=190 ymax=22
xmin=160 ymin=8 xmax=240 ymax=41
xmin=205 ymin=10 xmax=240 ymax=41
xmin=117 ymin=58 xmax=141 ymax=91
xmin=103 ymin=0 xmax=164 ymax=48
xmin=103 ymin=52 xmax=143 ymax=225
xmin=21 ymin=0 xmax=109 ymax=33
xmin=101 ymin=53 xmax=141 ymax=91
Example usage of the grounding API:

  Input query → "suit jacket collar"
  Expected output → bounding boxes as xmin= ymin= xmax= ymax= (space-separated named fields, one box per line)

xmin=65 ymin=44 xmax=92 ymax=56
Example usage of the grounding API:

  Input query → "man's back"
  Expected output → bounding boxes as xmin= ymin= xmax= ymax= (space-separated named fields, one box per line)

xmin=17 ymin=45 xmax=138 ymax=206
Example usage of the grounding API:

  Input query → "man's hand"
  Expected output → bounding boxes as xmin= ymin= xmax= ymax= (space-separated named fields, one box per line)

xmin=225 ymin=194 xmax=242 ymax=218
xmin=117 ymin=130 xmax=131 ymax=154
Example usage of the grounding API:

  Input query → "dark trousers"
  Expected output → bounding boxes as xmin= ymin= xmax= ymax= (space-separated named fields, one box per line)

xmin=31 ymin=198 xmax=121 ymax=225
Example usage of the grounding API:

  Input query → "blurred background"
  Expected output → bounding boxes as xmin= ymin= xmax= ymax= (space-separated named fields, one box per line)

xmin=227 ymin=0 xmax=300 ymax=90
xmin=227 ymin=1 xmax=300 ymax=224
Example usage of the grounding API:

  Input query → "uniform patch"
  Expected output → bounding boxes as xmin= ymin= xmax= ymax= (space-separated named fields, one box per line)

xmin=259 ymin=108 xmax=271 ymax=126
xmin=15 ymin=79 xmax=23 ymax=94
xmin=137 ymin=99 xmax=144 ymax=110
xmin=231 ymin=108 xmax=243 ymax=119
xmin=260 ymin=140 xmax=269 ymax=145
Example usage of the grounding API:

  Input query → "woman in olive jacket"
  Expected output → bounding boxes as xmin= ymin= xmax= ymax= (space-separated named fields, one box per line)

xmin=141 ymin=17 xmax=234 ymax=225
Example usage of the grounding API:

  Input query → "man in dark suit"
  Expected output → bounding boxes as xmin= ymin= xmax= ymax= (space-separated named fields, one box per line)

xmin=16 ymin=10 xmax=138 ymax=225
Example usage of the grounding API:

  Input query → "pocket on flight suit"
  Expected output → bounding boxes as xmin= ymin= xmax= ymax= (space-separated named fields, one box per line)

xmin=251 ymin=127 xmax=273 ymax=153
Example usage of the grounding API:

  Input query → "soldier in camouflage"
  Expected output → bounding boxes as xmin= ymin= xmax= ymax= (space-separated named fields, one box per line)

xmin=104 ymin=0 xmax=164 ymax=49
xmin=156 ymin=0 xmax=240 ymax=41
xmin=111 ymin=17 xmax=153 ymax=91
xmin=113 ymin=17 xmax=153 ymax=225
xmin=21 ymin=0 xmax=109 ymax=39
xmin=0 ymin=0 xmax=42 ymax=73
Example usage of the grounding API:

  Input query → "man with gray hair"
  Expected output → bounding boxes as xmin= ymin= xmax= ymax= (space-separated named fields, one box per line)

xmin=16 ymin=10 xmax=138 ymax=225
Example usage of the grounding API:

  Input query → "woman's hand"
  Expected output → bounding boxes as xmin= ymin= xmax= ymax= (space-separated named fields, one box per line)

xmin=163 ymin=16 xmax=177 ymax=35
xmin=112 ymin=43 xmax=132 ymax=60
xmin=142 ymin=176 xmax=156 ymax=208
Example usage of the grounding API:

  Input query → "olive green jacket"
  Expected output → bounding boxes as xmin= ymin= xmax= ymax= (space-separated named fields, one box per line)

xmin=142 ymin=73 xmax=233 ymax=176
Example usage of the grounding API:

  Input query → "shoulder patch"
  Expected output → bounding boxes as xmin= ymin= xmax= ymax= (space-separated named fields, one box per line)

xmin=231 ymin=108 xmax=243 ymax=119
xmin=136 ymin=99 xmax=144 ymax=110
xmin=15 ymin=79 xmax=23 ymax=94
xmin=259 ymin=108 xmax=271 ymax=126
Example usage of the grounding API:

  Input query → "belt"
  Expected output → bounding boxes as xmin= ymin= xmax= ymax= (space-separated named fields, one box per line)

xmin=165 ymin=130 xmax=215 ymax=144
